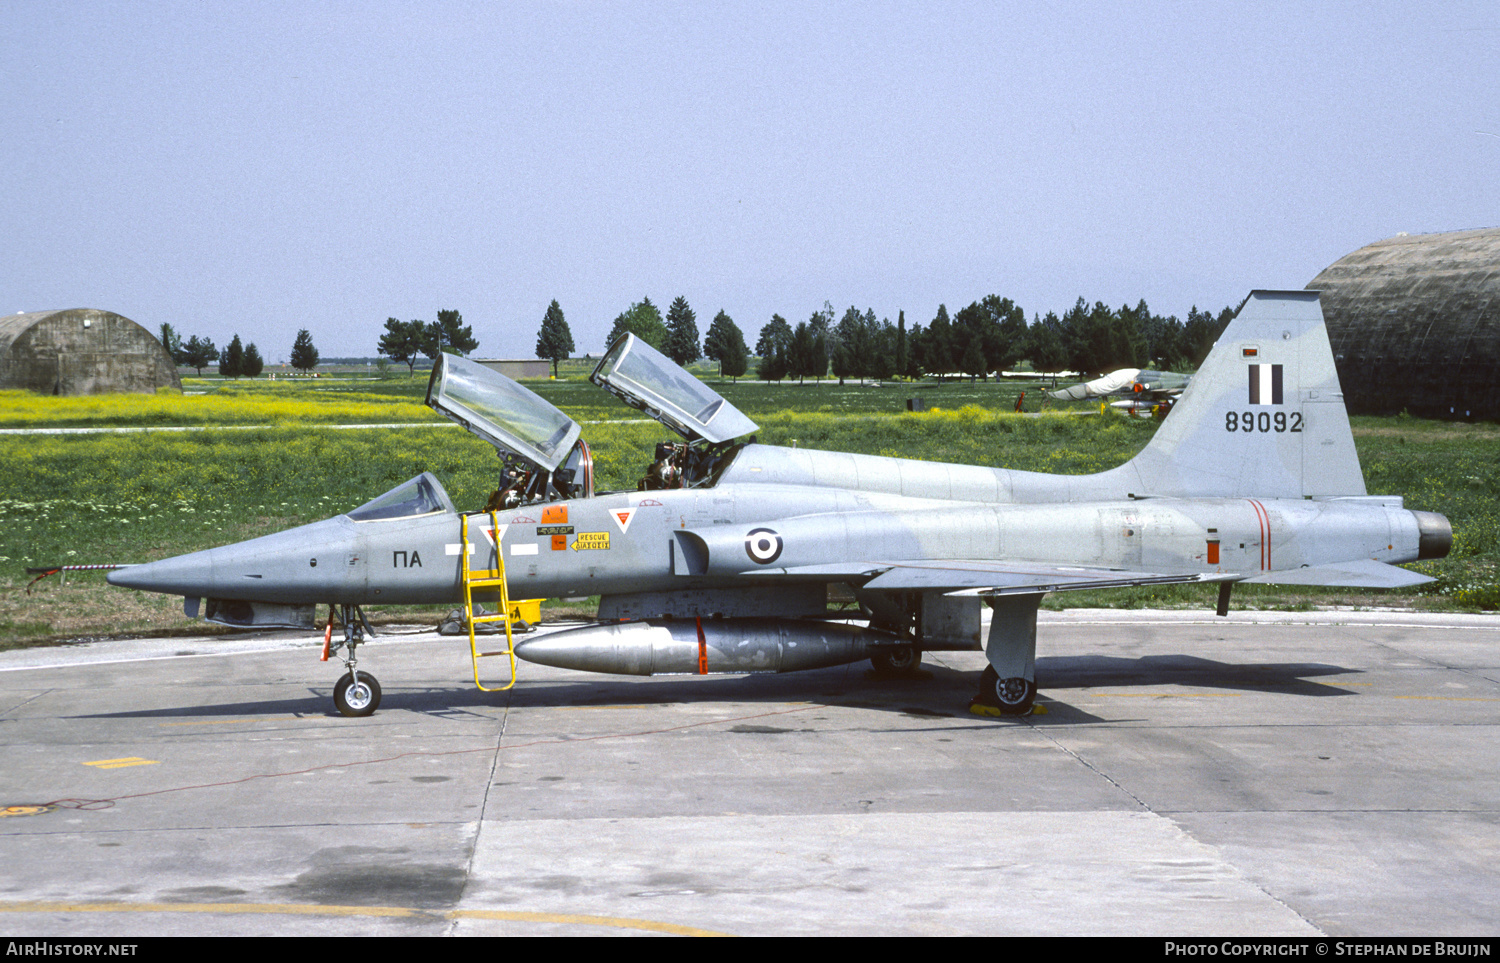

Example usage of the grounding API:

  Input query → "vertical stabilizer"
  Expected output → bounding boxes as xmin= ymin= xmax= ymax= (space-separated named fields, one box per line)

xmin=1116 ymin=290 xmax=1365 ymax=498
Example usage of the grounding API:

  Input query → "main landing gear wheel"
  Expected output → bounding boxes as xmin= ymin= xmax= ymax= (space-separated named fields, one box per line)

xmin=334 ymin=671 xmax=382 ymax=717
xmin=970 ymin=664 xmax=1037 ymax=717
xmin=870 ymin=645 xmax=922 ymax=678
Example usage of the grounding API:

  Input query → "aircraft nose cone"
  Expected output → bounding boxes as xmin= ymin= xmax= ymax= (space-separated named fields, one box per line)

xmin=107 ymin=550 xmax=216 ymax=597
xmin=106 ymin=514 xmax=357 ymax=602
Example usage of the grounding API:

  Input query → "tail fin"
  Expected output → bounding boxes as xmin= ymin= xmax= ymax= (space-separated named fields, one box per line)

xmin=1118 ymin=290 xmax=1365 ymax=498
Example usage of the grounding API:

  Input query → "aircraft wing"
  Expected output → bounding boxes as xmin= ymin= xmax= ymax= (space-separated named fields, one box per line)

xmin=757 ymin=559 xmax=1220 ymax=596
xmin=754 ymin=557 xmax=1431 ymax=593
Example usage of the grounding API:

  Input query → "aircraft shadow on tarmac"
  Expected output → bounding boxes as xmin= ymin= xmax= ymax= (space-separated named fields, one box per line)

xmin=68 ymin=653 xmax=1360 ymax=727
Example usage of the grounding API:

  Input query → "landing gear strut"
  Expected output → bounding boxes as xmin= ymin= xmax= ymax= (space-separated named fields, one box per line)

xmin=326 ymin=604 xmax=380 ymax=717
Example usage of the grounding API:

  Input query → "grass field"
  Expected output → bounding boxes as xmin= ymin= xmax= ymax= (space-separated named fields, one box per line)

xmin=2 ymin=371 xmax=1494 ymax=646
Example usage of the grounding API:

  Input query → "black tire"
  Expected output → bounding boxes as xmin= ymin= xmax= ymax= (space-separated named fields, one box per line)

xmin=334 ymin=671 xmax=381 ymax=717
xmin=975 ymin=664 xmax=1036 ymax=715
xmin=994 ymin=675 xmax=1037 ymax=715
xmin=870 ymin=646 xmax=922 ymax=678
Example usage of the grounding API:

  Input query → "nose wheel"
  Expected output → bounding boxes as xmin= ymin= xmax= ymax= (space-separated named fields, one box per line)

xmin=326 ymin=604 xmax=380 ymax=717
xmin=334 ymin=671 xmax=382 ymax=717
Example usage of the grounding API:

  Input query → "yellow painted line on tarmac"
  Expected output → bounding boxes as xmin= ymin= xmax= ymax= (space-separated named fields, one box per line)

xmin=0 ymin=901 xmax=731 ymax=936
xmin=82 ymin=757 xmax=159 ymax=769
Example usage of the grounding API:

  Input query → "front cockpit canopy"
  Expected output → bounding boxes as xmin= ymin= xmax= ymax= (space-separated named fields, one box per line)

xmin=426 ymin=354 xmax=581 ymax=472
xmin=591 ymin=333 xmax=758 ymax=444
xmin=347 ymin=472 xmax=456 ymax=521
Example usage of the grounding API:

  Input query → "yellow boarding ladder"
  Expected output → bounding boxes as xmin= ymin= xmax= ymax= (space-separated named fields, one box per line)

xmin=460 ymin=509 xmax=517 ymax=692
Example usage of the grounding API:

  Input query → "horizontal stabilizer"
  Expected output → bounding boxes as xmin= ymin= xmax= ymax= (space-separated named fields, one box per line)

xmin=1237 ymin=558 xmax=1434 ymax=588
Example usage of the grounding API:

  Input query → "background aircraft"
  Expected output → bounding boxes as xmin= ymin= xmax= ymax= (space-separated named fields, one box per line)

xmin=109 ymin=291 xmax=1450 ymax=717
xmin=1049 ymin=367 xmax=1190 ymax=416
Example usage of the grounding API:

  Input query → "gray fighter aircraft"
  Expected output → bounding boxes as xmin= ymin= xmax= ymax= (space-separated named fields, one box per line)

xmin=1049 ymin=367 xmax=1191 ymax=416
xmin=108 ymin=291 xmax=1451 ymax=717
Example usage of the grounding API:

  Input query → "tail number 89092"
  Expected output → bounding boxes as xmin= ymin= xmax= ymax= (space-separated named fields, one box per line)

xmin=1226 ymin=411 xmax=1302 ymax=433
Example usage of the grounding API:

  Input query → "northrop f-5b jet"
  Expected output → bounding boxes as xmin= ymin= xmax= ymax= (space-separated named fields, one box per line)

xmin=109 ymin=291 xmax=1451 ymax=717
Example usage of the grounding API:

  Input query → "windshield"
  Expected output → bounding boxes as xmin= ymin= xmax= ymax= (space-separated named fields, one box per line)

xmin=426 ymin=354 xmax=581 ymax=471
xmin=591 ymin=334 xmax=757 ymax=443
xmin=347 ymin=472 xmax=456 ymax=521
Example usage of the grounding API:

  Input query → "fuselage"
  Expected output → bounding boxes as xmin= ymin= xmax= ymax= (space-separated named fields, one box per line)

xmin=107 ymin=443 xmax=1442 ymax=608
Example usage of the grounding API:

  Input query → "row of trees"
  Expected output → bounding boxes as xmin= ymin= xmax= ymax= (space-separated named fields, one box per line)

xmin=750 ymin=297 xmax=1237 ymax=383
xmin=160 ymin=323 xmax=325 ymax=377
xmin=159 ymin=323 xmax=272 ymax=378
xmin=1023 ymin=299 xmax=1238 ymax=378
xmin=176 ymin=291 xmax=1235 ymax=385
xmin=370 ymin=292 xmax=1237 ymax=387
xmin=377 ymin=310 xmax=478 ymax=376
xmin=534 ymin=293 xmax=1235 ymax=385
xmin=535 ymin=297 xmax=752 ymax=380
xmin=594 ymin=297 xmax=752 ymax=376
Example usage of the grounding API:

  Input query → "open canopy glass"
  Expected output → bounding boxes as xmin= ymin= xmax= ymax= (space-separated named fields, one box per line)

xmin=426 ymin=354 xmax=581 ymax=472
xmin=590 ymin=333 xmax=758 ymax=444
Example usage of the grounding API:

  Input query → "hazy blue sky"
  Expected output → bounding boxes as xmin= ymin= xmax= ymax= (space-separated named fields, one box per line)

xmin=3 ymin=1 xmax=1496 ymax=363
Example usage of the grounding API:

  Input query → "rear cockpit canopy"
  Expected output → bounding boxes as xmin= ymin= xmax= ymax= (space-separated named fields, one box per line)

xmin=426 ymin=354 xmax=581 ymax=472
xmin=347 ymin=472 xmax=456 ymax=521
xmin=591 ymin=333 xmax=757 ymax=444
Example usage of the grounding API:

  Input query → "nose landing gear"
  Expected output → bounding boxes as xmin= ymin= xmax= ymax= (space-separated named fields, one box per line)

xmin=325 ymin=604 xmax=380 ymax=717
xmin=335 ymin=670 xmax=381 ymax=717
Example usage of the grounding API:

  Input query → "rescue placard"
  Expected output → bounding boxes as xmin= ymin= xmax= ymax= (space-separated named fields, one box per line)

xmin=571 ymin=532 xmax=610 ymax=551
